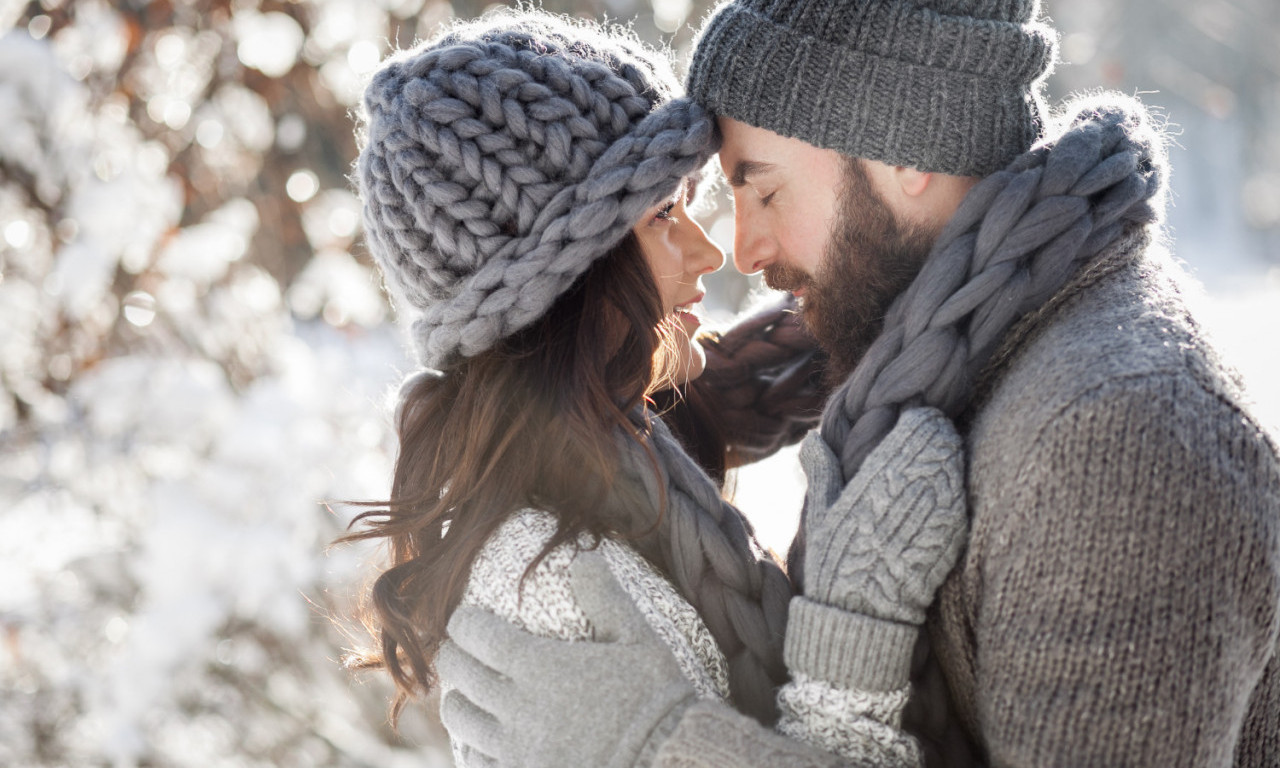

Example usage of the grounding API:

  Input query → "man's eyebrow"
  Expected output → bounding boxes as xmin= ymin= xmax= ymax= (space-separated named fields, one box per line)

xmin=728 ymin=160 xmax=775 ymax=187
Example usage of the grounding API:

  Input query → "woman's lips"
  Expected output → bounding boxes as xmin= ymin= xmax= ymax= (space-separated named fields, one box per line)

xmin=675 ymin=311 xmax=701 ymax=334
xmin=673 ymin=293 xmax=705 ymax=333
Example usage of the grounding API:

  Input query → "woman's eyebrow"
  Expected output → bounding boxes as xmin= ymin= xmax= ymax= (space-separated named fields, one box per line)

xmin=728 ymin=159 xmax=775 ymax=188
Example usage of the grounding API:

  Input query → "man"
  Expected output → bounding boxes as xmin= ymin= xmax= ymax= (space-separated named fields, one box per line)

xmin=438 ymin=1 xmax=1280 ymax=765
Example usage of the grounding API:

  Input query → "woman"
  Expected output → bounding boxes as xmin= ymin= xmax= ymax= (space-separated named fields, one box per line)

xmin=346 ymin=11 xmax=961 ymax=767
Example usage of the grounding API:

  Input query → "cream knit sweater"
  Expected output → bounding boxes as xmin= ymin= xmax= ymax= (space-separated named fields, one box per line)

xmin=450 ymin=509 xmax=921 ymax=767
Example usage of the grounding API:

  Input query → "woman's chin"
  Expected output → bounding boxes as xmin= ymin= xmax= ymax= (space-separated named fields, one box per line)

xmin=654 ymin=313 xmax=706 ymax=386
xmin=675 ymin=309 xmax=702 ymax=335
xmin=681 ymin=340 xmax=707 ymax=382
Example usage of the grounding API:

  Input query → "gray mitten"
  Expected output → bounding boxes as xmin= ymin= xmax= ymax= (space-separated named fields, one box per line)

xmin=786 ymin=408 xmax=967 ymax=692
xmin=801 ymin=407 xmax=966 ymax=623
xmin=436 ymin=552 xmax=697 ymax=768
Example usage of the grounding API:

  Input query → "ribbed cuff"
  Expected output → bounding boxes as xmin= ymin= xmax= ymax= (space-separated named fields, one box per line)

xmin=784 ymin=597 xmax=917 ymax=692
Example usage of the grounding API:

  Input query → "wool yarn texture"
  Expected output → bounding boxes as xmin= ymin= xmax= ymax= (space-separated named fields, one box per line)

xmin=790 ymin=95 xmax=1168 ymax=585
xmin=694 ymin=295 xmax=829 ymax=462
xmin=357 ymin=14 xmax=717 ymax=369
xmin=688 ymin=0 xmax=1058 ymax=177
xmin=609 ymin=411 xmax=793 ymax=725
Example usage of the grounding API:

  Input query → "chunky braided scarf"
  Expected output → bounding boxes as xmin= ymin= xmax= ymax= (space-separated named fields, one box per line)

xmin=610 ymin=412 xmax=793 ymax=724
xmin=790 ymin=97 xmax=1168 ymax=584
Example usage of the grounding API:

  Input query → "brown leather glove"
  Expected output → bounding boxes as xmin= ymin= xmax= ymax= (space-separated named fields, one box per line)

xmin=693 ymin=295 xmax=829 ymax=463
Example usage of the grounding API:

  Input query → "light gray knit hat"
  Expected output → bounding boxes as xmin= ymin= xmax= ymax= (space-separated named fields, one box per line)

xmin=358 ymin=12 xmax=718 ymax=369
xmin=687 ymin=0 xmax=1058 ymax=176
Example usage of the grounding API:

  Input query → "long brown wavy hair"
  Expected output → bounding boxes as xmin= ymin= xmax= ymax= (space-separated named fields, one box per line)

xmin=342 ymin=232 xmax=723 ymax=723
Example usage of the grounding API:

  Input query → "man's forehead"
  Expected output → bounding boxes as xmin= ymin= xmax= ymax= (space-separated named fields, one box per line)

xmin=716 ymin=115 xmax=824 ymax=180
xmin=716 ymin=115 xmax=765 ymax=159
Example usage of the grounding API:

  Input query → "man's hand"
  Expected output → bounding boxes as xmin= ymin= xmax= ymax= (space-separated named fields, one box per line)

xmin=801 ymin=407 xmax=967 ymax=625
xmin=437 ymin=553 xmax=697 ymax=768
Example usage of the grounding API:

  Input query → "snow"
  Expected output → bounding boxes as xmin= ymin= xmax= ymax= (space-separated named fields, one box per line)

xmin=156 ymin=201 xmax=256 ymax=284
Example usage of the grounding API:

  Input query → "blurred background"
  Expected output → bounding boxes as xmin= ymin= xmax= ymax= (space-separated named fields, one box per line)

xmin=1 ymin=0 xmax=1276 ymax=765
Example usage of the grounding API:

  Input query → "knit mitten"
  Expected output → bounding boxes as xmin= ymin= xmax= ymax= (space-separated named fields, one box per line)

xmin=437 ymin=553 xmax=697 ymax=768
xmin=787 ymin=408 xmax=967 ymax=692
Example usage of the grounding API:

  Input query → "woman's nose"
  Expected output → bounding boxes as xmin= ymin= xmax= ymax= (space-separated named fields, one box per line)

xmin=685 ymin=220 xmax=726 ymax=276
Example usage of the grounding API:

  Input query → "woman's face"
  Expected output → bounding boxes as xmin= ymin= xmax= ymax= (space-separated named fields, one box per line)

xmin=633 ymin=180 xmax=726 ymax=383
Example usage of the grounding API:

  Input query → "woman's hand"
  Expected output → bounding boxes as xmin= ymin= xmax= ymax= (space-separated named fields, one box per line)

xmin=437 ymin=553 xmax=697 ymax=768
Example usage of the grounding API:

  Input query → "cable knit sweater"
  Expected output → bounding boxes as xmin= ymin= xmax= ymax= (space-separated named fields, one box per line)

xmin=450 ymin=509 xmax=922 ymax=768
xmin=905 ymin=230 xmax=1280 ymax=767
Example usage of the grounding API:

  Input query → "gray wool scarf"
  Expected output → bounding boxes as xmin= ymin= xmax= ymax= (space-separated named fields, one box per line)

xmin=789 ymin=95 xmax=1168 ymax=585
xmin=607 ymin=411 xmax=793 ymax=725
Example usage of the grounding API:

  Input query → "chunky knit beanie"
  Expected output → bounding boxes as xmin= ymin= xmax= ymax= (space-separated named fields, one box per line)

xmin=358 ymin=12 xmax=718 ymax=369
xmin=687 ymin=0 xmax=1058 ymax=176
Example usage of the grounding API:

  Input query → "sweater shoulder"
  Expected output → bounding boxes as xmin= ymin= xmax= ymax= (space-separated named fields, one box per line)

xmin=971 ymin=244 xmax=1275 ymax=466
xmin=966 ymin=244 xmax=1280 ymax=568
xmin=460 ymin=509 xmax=593 ymax=641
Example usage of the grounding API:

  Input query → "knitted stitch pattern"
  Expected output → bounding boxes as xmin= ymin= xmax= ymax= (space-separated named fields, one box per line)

xmin=924 ymin=230 xmax=1280 ymax=766
xmin=449 ymin=508 xmax=921 ymax=768
xmin=687 ymin=0 xmax=1057 ymax=176
xmin=357 ymin=12 xmax=717 ymax=369
xmin=610 ymin=412 xmax=794 ymax=724
xmin=791 ymin=95 xmax=1167 ymax=583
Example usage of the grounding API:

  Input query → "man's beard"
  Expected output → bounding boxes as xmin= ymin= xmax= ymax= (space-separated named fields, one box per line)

xmin=766 ymin=158 xmax=936 ymax=383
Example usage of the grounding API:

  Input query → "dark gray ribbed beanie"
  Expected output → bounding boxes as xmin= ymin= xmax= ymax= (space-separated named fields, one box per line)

xmin=358 ymin=12 xmax=717 ymax=369
xmin=687 ymin=0 xmax=1058 ymax=176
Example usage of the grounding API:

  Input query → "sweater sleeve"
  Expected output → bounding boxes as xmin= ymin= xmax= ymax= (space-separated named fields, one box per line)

xmin=647 ymin=597 xmax=925 ymax=768
xmin=775 ymin=599 xmax=923 ymax=767
xmin=643 ymin=672 xmax=922 ymax=768
xmin=973 ymin=377 xmax=1280 ymax=767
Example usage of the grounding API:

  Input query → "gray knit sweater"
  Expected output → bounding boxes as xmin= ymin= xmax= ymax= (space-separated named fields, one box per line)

xmin=906 ymin=229 xmax=1280 ymax=767
xmin=449 ymin=509 xmax=922 ymax=767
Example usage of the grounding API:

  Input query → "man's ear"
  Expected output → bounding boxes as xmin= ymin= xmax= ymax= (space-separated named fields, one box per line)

xmin=896 ymin=166 xmax=933 ymax=198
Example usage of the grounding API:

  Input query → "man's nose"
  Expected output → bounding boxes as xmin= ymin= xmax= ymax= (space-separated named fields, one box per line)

xmin=732 ymin=207 xmax=771 ymax=275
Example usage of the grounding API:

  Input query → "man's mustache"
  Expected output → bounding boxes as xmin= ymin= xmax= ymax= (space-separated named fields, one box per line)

xmin=763 ymin=263 xmax=810 ymax=294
